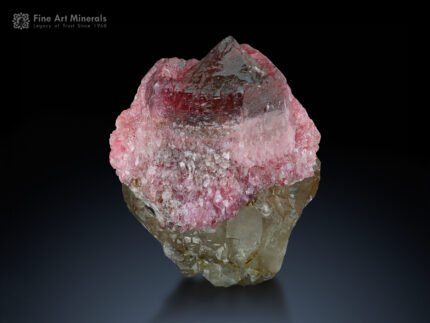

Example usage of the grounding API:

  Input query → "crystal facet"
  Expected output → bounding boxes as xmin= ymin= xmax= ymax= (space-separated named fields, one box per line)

xmin=110 ymin=36 xmax=321 ymax=286
xmin=123 ymin=161 xmax=319 ymax=286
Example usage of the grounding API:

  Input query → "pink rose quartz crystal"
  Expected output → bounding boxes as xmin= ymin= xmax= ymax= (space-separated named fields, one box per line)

xmin=110 ymin=36 xmax=321 ymax=287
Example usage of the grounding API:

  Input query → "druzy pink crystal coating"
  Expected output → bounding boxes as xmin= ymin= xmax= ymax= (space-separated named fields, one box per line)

xmin=110 ymin=36 xmax=320 ymax=230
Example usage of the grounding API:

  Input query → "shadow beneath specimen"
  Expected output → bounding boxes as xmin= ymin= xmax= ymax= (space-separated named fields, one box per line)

xmin=151 ymin=277 xmax=290 ymax=323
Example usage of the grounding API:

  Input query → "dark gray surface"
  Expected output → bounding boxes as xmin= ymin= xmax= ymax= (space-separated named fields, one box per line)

xmin=3 ymin=126 xmax=425 ymax=322
xmin=6 ymin=23 xmax=422 ymax=323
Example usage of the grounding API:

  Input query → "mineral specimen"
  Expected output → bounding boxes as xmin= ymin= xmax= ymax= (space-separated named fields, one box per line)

xmin=110 ymin=36 xmax=321 ymax=287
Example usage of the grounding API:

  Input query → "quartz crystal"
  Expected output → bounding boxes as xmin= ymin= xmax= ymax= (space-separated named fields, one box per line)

xmin=110 ymin=36 xmax=321 ymax=287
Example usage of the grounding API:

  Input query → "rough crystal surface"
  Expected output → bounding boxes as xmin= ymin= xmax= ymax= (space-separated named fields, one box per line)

xmin=123 ymin=160 xmax=320 ymax=287
xmin=110 ymin=36 xmax=320 ymax=230
xmin=109 ymin=36 xmax=321 ymax=286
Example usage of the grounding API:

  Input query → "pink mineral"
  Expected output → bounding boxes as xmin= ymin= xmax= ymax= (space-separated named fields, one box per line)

xmin=110 ymin=36 xmax=320 ymax=230
xmin=110 ymin=37 xmax=320 ymax=286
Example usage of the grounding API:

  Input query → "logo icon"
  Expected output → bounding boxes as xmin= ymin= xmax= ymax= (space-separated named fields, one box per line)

xmin=13 ymin=13 xmax=30 ymax=29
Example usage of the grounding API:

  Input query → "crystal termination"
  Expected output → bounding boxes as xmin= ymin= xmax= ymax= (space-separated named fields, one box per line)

xmin=110 ymin=36 xmax=321 ymax=286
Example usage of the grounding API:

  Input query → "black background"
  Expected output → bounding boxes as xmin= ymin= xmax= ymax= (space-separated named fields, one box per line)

xmin=5 ymin=22 xmax=425 ymax=322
